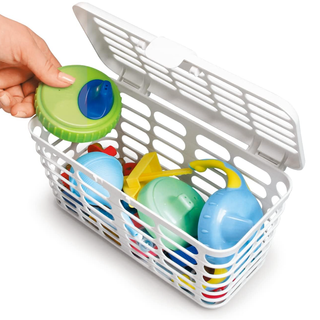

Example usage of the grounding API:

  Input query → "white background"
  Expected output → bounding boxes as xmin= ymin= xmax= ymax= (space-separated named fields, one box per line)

xmin=0 ymin=0 xmax=318 ymax=319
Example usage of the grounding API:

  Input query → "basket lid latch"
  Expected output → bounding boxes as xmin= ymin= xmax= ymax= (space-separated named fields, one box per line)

xmin=145 ymin=36 xmax=196 ymax=69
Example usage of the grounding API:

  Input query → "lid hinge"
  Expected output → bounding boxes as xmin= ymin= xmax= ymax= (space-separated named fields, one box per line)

xmin=247 ymin=136 xmax=287 ymax=171
xmin=257 ymin=152 xmax=280 ymax=166
xmin=257 ymin=151 xmax=288 ymax=171
xmin=118 ymin=71 xmax=150 ymax=96
xmin=122 ymin=78 xmax=141 ymax=90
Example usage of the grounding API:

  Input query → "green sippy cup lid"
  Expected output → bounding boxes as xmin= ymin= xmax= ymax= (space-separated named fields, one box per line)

xmin=34 ymin=65 xmax=122 ymax=143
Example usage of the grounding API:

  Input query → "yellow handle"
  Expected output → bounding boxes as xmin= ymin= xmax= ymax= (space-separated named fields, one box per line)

xmin=123 ymin=152 xmax=193 ymax=199
xmin=189 ymin=159 xmax=242 ymax=189
xmin=134 ymin=168 xmax=193 ymax=182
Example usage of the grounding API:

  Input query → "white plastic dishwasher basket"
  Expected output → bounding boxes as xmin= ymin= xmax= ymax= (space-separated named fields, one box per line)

xmin=29 ymin=2 xmax=305 ymax=309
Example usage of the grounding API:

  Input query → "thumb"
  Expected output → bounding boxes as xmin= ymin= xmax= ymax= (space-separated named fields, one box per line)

xmin=24 ymin=45 xmax=75 ymax=87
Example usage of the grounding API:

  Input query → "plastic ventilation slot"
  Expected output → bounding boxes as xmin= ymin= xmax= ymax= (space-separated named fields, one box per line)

xmin=140 ymin=56 xmax=169 ymax=74
xmin=149 ymin=73 xmax=176 ymax=91
xmin=94 ymin=17 xmax=129 ymax=39
xmin=207 ymin=74 xmax=243 ymax=97
xmin=145 ymin=65 xmax=172 ymax=83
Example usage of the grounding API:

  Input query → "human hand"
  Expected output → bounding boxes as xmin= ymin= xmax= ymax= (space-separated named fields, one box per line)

xmin=0 ymin=15 xmax=75 ymax=118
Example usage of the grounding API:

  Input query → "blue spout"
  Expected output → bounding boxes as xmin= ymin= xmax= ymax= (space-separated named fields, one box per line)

xmin=78 ymin=79 xmax=114 ymax=120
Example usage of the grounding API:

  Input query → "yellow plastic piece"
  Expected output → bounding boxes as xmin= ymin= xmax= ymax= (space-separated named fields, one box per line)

xmin=178 ymin=274 xmax=195 ymax=290
xmin=189 ymin=159 xmax=242 ymax=189
xmin=123 ymin=152 xmax=193 ymax=199
xmin=202 ymin=268 xmax=228 ymax=289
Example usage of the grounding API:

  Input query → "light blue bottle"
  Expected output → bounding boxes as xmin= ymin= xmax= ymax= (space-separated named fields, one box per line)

xmin=189 ymin=160 xmax=263 ymax=265
xmin=69 ymin=152 xmax=123 ymax=207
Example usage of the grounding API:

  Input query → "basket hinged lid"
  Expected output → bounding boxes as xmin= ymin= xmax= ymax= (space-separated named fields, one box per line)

xmin=73 ymin=2 xmax=305 ymax=171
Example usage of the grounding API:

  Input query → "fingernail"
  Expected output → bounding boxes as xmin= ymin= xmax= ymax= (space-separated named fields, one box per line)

xmin=0 ymin=93 xmax=11 ymax=107
xmin=58 ymin=72 xmax=75 ymax=84
xmin=14 ymin=111 xmax=27 ymax=118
